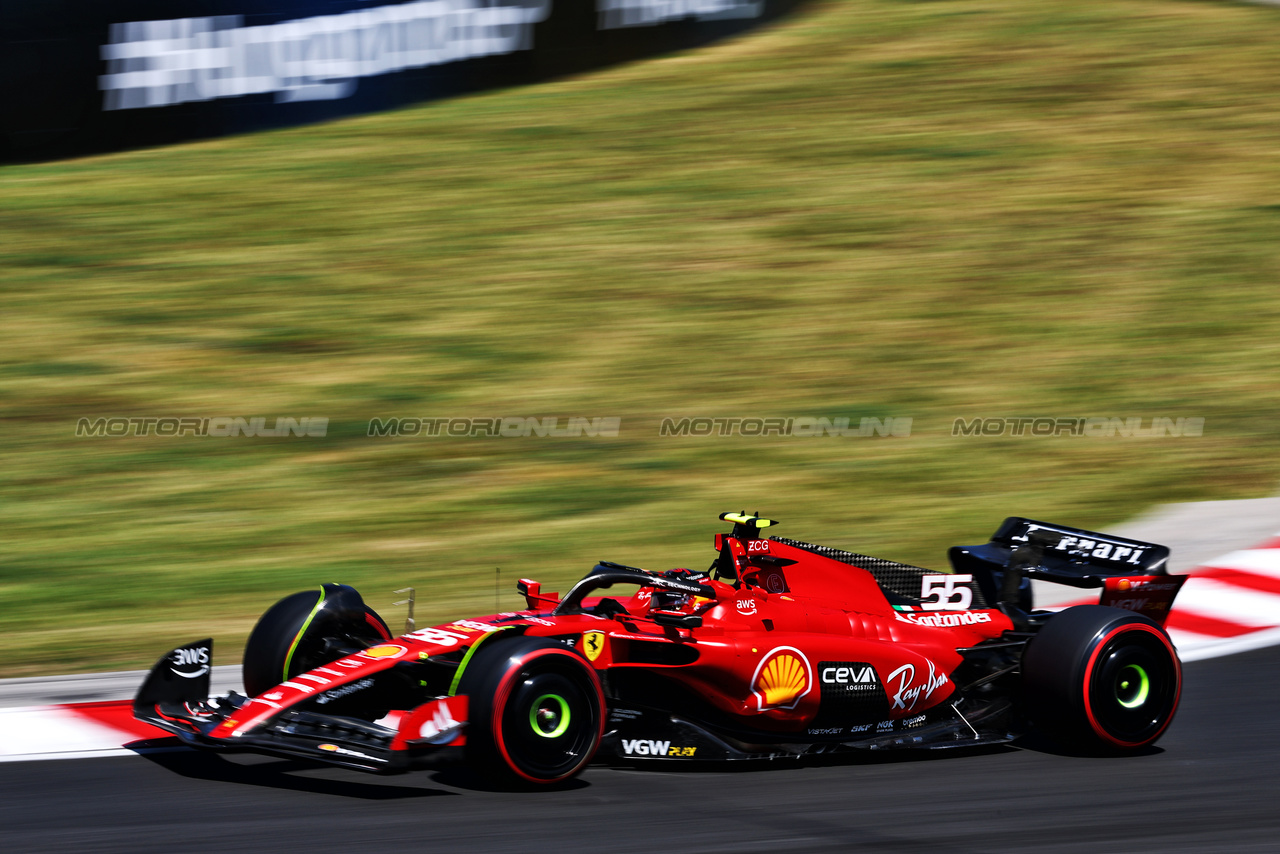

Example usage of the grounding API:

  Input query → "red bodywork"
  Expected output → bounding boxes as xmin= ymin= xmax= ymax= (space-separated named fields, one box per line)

xmin=205 ymin=535 xmax=1016 ymax=753
xmin=135 ymin=514 xmax=1187 ymax=773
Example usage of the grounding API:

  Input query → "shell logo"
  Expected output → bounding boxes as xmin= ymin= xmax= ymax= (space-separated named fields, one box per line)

xmin=359 ymin=644 xmax=406 ymax=660
xmin=1118 ymin=579 xmax=1131 ymax=591
xmin=750 ymin=646 xmax=812 ymax=711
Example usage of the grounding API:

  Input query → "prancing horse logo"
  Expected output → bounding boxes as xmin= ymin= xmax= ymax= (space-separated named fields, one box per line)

xmin=582 ymin=631 xmax=605 ymax=662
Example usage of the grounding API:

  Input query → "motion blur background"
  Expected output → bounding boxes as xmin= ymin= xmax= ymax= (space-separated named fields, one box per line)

xmin=3 ymin=0 xmax=1279 ymax=677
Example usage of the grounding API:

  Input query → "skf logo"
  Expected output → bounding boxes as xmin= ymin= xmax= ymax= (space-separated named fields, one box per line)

xmin=358 ymin=644 xmax=406 ymax=660
xmin=751 ymin=647 xmax=812 ymax=711
xmin=582 ymin=631 xmax=606 ymax=662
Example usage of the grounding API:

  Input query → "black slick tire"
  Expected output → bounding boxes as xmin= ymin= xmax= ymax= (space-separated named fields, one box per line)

xmin=242 ymin=583 xmax=391 ymax=698
xmin=456 ymin=636 xmax=604 ymax=787
xmin=1022 ymin=604 xmax=1181 ymax=752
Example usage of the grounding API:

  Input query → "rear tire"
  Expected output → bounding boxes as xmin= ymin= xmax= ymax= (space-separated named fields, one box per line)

xmin=1023 ymin=605 xmax=1181 ymax=752
xmin=242 ymin=583 xmax=391 ymax=697
xmin=457 ymin=637 xmax=604 ymax=786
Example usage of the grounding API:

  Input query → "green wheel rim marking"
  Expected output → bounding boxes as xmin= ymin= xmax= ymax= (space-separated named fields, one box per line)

xmin=1116 ymin=664 xmax=1150 ymax=709
xmin=529 ymin=693 xmax=571 ymax=738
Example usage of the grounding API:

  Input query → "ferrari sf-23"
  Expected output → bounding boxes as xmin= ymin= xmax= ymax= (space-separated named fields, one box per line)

xmin=136 ymin=513 xmax=1187 ymax=785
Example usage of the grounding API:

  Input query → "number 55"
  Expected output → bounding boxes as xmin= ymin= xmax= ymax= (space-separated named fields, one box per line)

xmin=920 ymin=575 xmax=973 ymax=611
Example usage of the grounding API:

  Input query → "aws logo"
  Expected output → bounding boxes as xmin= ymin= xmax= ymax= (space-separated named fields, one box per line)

xmin=169 ymin=645 xmax=210 ymax=678
xmin=750 ymin=646 xmax=812 ymax=711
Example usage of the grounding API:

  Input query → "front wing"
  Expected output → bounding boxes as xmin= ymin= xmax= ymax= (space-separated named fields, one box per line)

xmin=133 ymin=639 xmax=468 ymax=774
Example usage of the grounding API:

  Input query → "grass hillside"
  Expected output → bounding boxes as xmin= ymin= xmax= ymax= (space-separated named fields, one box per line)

xmin=3 ymin=0 xmax=1280 ymax=676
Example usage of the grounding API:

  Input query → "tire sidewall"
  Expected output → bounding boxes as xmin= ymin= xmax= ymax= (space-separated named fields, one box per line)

xmin=1080 ymin=621 xmax=1181 ymax=749
xmin=1023 ymin=605 xmax=1181 ymax=751
xmin=243 ymin=590 xmax=323 ymax=698
xmin=242 ymin=585 xmax=390 ymax=698
xmin=459 ymin=637 xmax=605 ymax=785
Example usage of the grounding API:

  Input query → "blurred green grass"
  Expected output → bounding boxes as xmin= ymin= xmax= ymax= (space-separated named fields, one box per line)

xmin=3 ymin=0 xmax=1280 ymax=676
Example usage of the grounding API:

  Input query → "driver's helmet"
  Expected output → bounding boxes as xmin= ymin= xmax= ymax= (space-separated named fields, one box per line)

xmin=653 ymin=569 xmax=712 ymax=611
xmin=653 ymin=589 xmax=691 ymax=611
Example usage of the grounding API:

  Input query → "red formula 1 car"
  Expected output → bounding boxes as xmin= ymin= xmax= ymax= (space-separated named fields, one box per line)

xmin=135 ymin=513 xmax=1187 ymax=785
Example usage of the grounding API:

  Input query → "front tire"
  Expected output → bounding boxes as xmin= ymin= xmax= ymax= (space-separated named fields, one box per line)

xmin=242 ymin=583 xmax=391 ymax=698
xmin=1022 ymin=605 xmax=1181 ymax=752
xmin=457 ymin=637 xmax=604 ymax=786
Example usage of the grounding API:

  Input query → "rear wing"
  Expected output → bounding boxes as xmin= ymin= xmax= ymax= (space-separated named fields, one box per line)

xmin=949 ymin=518 xmax=1183 ymax=622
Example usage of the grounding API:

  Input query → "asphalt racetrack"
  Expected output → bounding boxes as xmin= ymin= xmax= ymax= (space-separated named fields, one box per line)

xmin=2 ymin=646 xmax=1273 ymax=853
